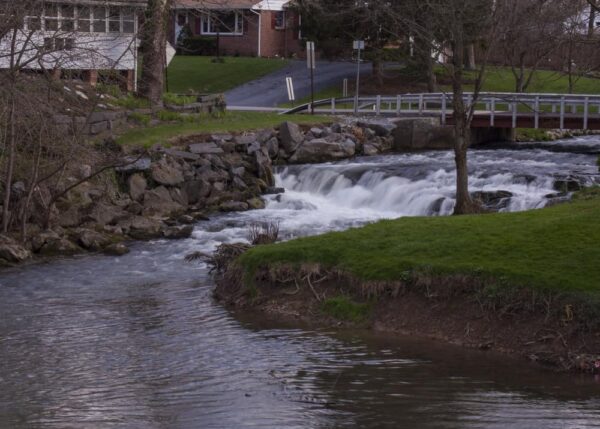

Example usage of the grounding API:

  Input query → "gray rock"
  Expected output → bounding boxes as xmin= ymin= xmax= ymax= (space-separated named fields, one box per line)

xmin=75 ymin=229 xmax=112 ymax=251
xmin=246 ymin=197 xmax=266 ymax=210
xmin=471 ymin=190 xmax=514 ymax=211
xmin=310 ymin=127 xmax=324 ymax=138
xmin=162 ymin=225 xmax=194 ymax=239
xmin=257 ymin=129 xmax=275 ymax=144
xmin=37 ymin=235 xmax=80 ymax=256
xmin=264 ymin=187 xmax=285 ymax=195
xmin=0 ymin=235 xmax=31 ymax=263
xmin=162 ymin=149 xmax=200 ymax=161
xmin=188 ymin=142 xmax=224 ymax=155
xmin=116 ymin=157 xmax=151 ymax=173
xmin=279 ymin=121 xmax=303 ymax=153
xmin=58 ymin=206 xmax=82 ymax=228
xmin=169 ymin=187 xmax=189 ymax=207
xmin=142 ymin=186 xmax=185 ymax=217
xmin=331 ymin=123 xmax=342 ymax=133
xmin=392 ymin=118 xmax=454 ymax=151
xmin=78 ymin=164 xmax=92 ymax=179
xmin=359 ymin=121 xmax=393 ymax=137
xmin=183 ymin=180 xmax=211 ymax=205
xmin=247 ymin=141 xmax=261 ymax=155
xmin=211 ymin=133 xmax=233 ymax=142
xmin=151 ymin=159 xmax=185 ymax=186
xmin=290 ymin=139 xmax=355 ymax=164
xmin=178 ymin=214 xmax=196 ymax=224
xmin=219 ymin=201 xmax=249 ymax=212
xmin=85 ymin=202 xmax=128 ymax=226
xmin=126 ymin=201 xmax=143 ymax=215
xmin=128 ymin=173 xmax=147 ymax=202
xmin=233 ymin=176 xmax=248 ymax=190
xmin=121 ymin=216 xmax=162 ymax=240
xmin=104 ymin=243 xmax=130 ymax=256
xmin=11 ymin=181 xmax=26 ymax=196
xmin=363 ymin=143 xmax=380 ymax=156
xmin=265 ymin=137 xmax=279 ymax=158
xmin=231 ymin=166 xmax=245 ymax=177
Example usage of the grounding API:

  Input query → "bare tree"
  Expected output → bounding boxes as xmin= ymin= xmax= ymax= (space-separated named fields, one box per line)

xmin=139 ymin=0 xmax=172 ymax=106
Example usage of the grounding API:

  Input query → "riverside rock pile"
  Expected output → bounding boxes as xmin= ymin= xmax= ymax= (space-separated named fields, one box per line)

xmin=0 ymin=121 xmax=395 ymax=265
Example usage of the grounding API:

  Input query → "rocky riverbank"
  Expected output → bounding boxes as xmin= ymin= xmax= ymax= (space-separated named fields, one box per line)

xmin=0 ymin=120 xmax=394 ymax=266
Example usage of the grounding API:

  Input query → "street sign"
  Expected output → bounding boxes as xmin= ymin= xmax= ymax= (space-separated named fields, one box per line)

xmin=353 ymin=40 xmax=365 ymax=50
xmin=306 ymin=41 xmax=316 ymax=69
xmin=166 ymin=42 xmax=176 ymax=66
xmin=285 ymin=77 xmax=295 ymax=102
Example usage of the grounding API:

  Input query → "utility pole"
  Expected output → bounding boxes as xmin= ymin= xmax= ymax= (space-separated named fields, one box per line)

xmin=353 ymin=40 xmax=364 ymax=115
xmin=307 ymin=41 xmax=316 ymax=114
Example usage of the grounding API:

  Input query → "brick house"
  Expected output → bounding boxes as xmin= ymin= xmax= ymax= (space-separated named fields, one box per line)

xmin=171 ymin=0 xmax=303 ymax=58
xmin=0 ymin=0 xmax=145 ymax=90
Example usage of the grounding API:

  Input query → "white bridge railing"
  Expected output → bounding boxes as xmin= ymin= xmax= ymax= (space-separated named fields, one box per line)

xmin=284 ymin=92 xmax=600 ymax=129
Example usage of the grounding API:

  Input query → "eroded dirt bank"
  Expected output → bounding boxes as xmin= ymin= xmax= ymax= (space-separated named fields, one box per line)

xmin=214 ymin=263 xmax=600 ymax=374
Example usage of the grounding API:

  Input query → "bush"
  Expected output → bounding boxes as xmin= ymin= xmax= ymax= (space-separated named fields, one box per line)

xmin=179 ymin=35 xmax=218 ymax=56
xmin=114 ymin=95 xmax=150 ymax=109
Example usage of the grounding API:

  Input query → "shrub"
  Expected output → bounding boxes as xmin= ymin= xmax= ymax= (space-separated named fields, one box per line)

xmin=114 ymin=95 xmax=150 ymax=109
xmin=179 ymin=35 xmax=218 ymax=56
xmin=248 ymin=221 xmax=280 ymax=245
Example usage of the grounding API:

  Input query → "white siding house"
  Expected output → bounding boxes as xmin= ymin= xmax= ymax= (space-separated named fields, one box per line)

xmin=0 ymin=0 xmax=146 ymax=90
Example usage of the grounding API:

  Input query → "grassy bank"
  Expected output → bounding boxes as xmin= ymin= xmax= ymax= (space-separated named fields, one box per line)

xmin=116 ymin=111 xmax=330 ymax=148
xmin=238 ymin=188 xmax=600 ymax=295
xmin=167 ymin=56 xmax=288 ymax=94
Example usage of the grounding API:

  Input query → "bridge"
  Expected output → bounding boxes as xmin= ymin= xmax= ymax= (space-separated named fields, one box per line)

xmin=283 ymin=92 xmax=600 ymax=130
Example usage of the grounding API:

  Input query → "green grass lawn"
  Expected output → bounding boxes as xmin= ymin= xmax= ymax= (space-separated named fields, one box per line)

xmin=116 ymin=111 xmax=331 ymax=148
xmin=239 ymin=188 xmax=600 ymax=295
xmin=167 ymin=56 xmax=289 ymax=94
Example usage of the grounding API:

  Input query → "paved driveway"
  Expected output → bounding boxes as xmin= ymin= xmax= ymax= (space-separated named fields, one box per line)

xmin=225 ymin=60 xmax=372 ymax=108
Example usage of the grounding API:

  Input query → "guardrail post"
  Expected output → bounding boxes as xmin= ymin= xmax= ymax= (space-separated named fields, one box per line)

xmin=396 ymin=95 xmax=402 ymax=116
xmin=512 ymin=98 xmax=517 ymax=128
xmin=584 ymin=97 xmax=589 ymax=129
xmin=376 ymin=95 xmax=381 ymax=115
xmin=441 ymin=94 xmax=446 ymax=125
xmin=560 ymin=97 xmax=565 ymax=130
xmin=534 ymin=96 xmax=540 ymax=129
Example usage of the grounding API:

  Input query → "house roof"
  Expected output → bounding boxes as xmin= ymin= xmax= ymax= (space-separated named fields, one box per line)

xmin=43 ymin=0 xmax=148 ymax=6
xmin=173 ymin=0 xmax=292 ymax=11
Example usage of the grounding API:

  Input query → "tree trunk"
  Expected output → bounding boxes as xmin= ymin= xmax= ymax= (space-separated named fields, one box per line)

xmin=2 ymin=94 xmax=16 ymax=233
xmin=466 ymin=43 xmax=476 ymax=70
xmin=589 ymin=2 xmax=597 ymax=38
xmin=139 ymin=0 xmax=171 ymax=106
xmin=426 ymin=48 xmax=437 ymax=92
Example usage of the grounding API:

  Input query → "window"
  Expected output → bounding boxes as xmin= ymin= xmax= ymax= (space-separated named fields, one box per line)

xmin=108 ymin=7 xmax=120 ymax=32
xmin=44 ymin=4 xmax=58 ymax=31
xmin=77 ymin=7 xmax=91 ymax=32
xmin=122 ymin=9 xmax=135 ymax=33
xmin=201 ymin=11 xmax=243 ymax=35
xmin=60 ymin=5 xmax=74 ymax=31
xmin=274 ymin=11 xmax=285 ymax=30
xmin=92 ymin=7 xmax=106 ymax=33
xmin=26 ymin=16 xmax=41 ymax=31
xmin=42 ymin=37 xmax=74 ymax=51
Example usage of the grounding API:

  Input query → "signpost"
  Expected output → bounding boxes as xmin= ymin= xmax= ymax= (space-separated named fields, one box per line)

xmin=343 ymin=78 xmax=348 ymax=97
xmin=306 ymin=41 xmax=316 ymax=114
xmin=285 ymin=76 xmax=295 ymax=105
xmin=353 ymin=40 xmax=365 ymax=115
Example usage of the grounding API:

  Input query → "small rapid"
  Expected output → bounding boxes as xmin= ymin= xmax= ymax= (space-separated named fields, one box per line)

xmin=1 ymin=139 xmax=600 ymax=428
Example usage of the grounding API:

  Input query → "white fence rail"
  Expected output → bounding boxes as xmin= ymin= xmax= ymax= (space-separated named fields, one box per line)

xmin=284 ymin=92 xmax=600 ymax=130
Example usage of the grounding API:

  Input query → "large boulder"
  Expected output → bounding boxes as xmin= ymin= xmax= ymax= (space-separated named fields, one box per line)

xmin=162 ymin=225 xmax=194 ymax=239
xmin=151 ymin=158 xmax=184 ymax=186
xmin=471 ymin=190 xmax=513 ymax=211
xmin=142 ymin=186 xmax=185 ymax=217
xmin=104 ymin=243 xmax=130 ymax=256
xmin=183 ymin=180 xmax=211 ymax=205
xmin=119 ymin=216 xmax=163 ymax=240
xmin=0 ymin=235 xmax=31 ymax=263
xmin=84 ymin=202 xmax=129 ymax=226
xmin=73 ymin=228 xmax=113 ymax=251
xmin=279 ymin=121 xmax=303 ymax=154
xmin=289 ymin=139 xmax=355 ymax=164
xmin=128 ymin=173 xmax=147 ymax=202
xmin=255 ymin=147 xmax=274 ymax=187
xmin=31 ymin=230 xmax=80 ymax=256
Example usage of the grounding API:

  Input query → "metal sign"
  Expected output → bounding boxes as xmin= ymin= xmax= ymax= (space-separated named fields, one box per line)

xmin=353 ymin=40 xmax=365 ymax=50
xmin=285 ymin=76 xmax=295 ymax=102
xmin=306 ymin=41 xmax=316 ymax=69
xmin=166 ymin=42 xmax=176 ymax=66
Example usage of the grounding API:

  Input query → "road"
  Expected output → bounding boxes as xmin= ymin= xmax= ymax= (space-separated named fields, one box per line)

xmin=224 ymin=60 xmax=372 ymax=108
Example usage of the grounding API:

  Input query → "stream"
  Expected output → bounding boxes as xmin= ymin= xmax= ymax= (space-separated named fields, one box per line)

xmin=1 ymin=138 xmax=600 ymax=428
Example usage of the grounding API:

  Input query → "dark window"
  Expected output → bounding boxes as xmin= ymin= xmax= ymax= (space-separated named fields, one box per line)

xmin=27 ymin=17 xmax=41 ymax=31
xmin=54 ymin=38 xmax=65 ymax=50
xmin=65 ymin=38 xmax=75 ymax=50
xmin=78 ymin=7 xmax=91 ymax=32
xmin=60 ymin=5 xmax=74 ymax=31
xmin=123 ymin=9 xmax=135 ymax=33
xmin=92 ymin=7 xmax=106 ymax=32
xmin=43 ymin=37 xmax=53 ymax=51
xmin=274 ymin=11 xmax=285 ymax=29
xmin=108 ymin=7 xmax=120 ymax=32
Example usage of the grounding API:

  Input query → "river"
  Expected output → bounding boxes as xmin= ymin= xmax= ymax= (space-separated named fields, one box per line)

xmin=1 ymin=139 xmax=599 ymax=428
